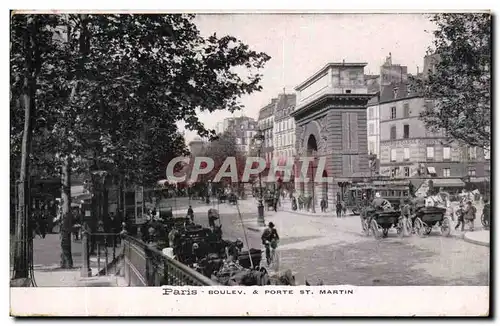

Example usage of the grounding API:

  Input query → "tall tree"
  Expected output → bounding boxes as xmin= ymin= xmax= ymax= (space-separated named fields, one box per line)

xmin=11 ymin=14 xmax=271 ymax=270
xmin=417 ymin=13 xmax=491 ymax=149
xmin=10 ymin=14 xmax=62 ymax=278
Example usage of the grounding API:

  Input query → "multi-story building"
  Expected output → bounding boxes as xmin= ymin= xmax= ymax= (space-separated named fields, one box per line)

xmin=378 ymin=86 xmax=490 ymax=192
xmin=366 ymin=95 xmax=380 ymax=156
xmin=273 ymin=93 xmax=296 ymax=162
xmin=224 ymin=116 xmax=258 ymax=155
xmin=258 ymin=99 xmax=276 ymax=164
xmin=365 ymin=55 xmax=409 ymax=158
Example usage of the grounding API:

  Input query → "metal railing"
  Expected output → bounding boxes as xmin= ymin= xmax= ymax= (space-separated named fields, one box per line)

xmin=122 ymin=235 xmax=218 ymax=286
xmin=81 ymin=231 xmax=121 ymax=277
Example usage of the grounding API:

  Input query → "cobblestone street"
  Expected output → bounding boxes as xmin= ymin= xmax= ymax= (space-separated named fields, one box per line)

xmin=191 ymin=199 xmax=490 ymax=286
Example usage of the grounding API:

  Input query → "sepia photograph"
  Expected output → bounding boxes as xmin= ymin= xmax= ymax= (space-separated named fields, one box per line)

xmin=9 ymin=9 xmax=491 ymax=316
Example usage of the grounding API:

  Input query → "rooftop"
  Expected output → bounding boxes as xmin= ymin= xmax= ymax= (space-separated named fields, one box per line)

xmin=295 ymin=62 xmax=368 ymax=91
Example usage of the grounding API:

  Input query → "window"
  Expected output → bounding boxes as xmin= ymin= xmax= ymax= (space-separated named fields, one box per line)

xmin=404 ymin=167 xmax=410 ymax=177
xmin=443 ymin=168 xmax=451 ymax=177
xmin=403 ymin=103 xmax=410 ymax=118
xmin=390 ymin=126 xmax=397 ymax=140
xmin=368 ymin=123 xmax=374 ymax=136
xmin=403 ymin=124 xmax=410 ymax=139
xmin=391 ymin=167 xmax=400 ymax=177
xmin=368 ymin=107 xmax=374 ymax=119
xmin=468 ymin=146 xmax=477 ymax=160
xmin=403 ymin=148 xmax=410 ymax=161
xmin=468 ymin=167 xmax=476 ymax=176
xmin=236 ymin=138 xmax=242 ymax=145
xmin=485 ymin=146 xmax=490 ymax=160
xmin=390 ymin=148 xmax=397 ymax=162
xmin=240 ymin=124 xmax=244 ymax=130
xmin=368 ymin=141 xmax=375 ymax=155
xmin=391 ymin=107 xmax=396 ymax=119
xmin=443 ymin=147 xmax=451 ymax=160
xmin=426 ymin=146 xmax=435 ymax=160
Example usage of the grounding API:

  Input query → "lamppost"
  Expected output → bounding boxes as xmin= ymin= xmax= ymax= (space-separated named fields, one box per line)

xmin=253 ymin=130 xmax=265 ymax=226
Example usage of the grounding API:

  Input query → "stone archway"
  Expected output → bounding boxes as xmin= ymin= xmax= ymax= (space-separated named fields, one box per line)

xmin=306 ymin=135 xmax=318 ymax=212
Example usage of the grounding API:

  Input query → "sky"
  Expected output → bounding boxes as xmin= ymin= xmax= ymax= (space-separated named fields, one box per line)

xmin=180 ymin=13 xmax=437 ymax=144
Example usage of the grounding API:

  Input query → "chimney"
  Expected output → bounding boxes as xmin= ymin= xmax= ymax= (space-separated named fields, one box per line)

xmin=417 ymin=66 xmax=420 ymax=75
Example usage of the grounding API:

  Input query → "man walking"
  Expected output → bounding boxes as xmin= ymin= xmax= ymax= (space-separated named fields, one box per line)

xmin=261 ymin=222 xmax=279 ymax=265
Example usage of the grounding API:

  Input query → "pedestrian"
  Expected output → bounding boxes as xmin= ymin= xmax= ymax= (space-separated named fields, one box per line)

xmin=341 ymin=200 xmax=347 ymax=217
xmin=261 ymin=222 xmax=279 ymax=265
xmin=336 ymin=201 xmax=342 ymax=218
xmin=454 ymin=204 xmax=465 ymax=232
xmin=463 ymin=200 xmax=477 ymax=232
xmin=320 ymin=197 xmax=327 ymax=213
xmin=482 ymin=199 xmax=490 ymax=229
xmin=291 ymin=196 xmax=297 ymax=211
xmin=187 ymin=205 xmax=194 ymax=221
xmin=208 ymin=208 xmax=219 ymax=228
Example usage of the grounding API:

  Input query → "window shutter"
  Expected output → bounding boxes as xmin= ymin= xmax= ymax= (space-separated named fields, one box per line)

xmin=342 ymin=113 xmax=350 ymax=150
xmin=349 ymin=113 xmax=358 ymax=151
xmin=350 ymin=155 xmax=359 ymax=174
xmin=342 ymin=155 xmax=351 ymax=176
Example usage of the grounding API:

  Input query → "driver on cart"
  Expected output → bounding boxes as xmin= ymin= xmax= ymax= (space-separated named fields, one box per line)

xmin=367 ymin=192 xmax=392 ymax=226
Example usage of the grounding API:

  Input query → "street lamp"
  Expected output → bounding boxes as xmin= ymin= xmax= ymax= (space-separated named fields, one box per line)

xmin=253 ymin=129 xmax=265 ymax=226
xmin=89 ymin=164 xmax=108 ymax=224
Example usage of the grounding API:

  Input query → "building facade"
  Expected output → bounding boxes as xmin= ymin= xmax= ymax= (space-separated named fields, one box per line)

xmin=224 ymin=116 xmax=258 ymax=155
xmin=258 ymin=99 xmax=276 ymax=164
xmin=291 ymin=62 xmax=373 ymax=211
xmin=379 ymin=94 xmax=490 ymax=190
xmin=366 ymin=95 xmax=380 ymax=156
xmin=273 ymin=93 xmax=297 ymax=162
xmin=188 ymin=136 xmax=207 ymax=156
xmin=365 ymin=55 xmax=409 ymax=159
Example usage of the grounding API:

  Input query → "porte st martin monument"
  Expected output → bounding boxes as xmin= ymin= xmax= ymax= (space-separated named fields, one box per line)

xmin=291 ymin=62 xmax=373 ymax=210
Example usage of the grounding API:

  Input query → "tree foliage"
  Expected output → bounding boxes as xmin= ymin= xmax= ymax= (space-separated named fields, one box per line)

xmin=10 ymin=14 xmax=271 ymax=188
xmin=417 ymin=13 xmax=491 ymax=149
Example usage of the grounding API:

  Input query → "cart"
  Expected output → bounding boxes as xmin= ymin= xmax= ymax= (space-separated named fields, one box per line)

xmin=413 ymin=206 xmax=450 ymax=237
xmin=367 ymin=209 xmax=402 ymax=239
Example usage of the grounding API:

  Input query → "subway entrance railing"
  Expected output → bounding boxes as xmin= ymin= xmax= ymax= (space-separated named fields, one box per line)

xmin=121 ymin=235 xmax=218 ymax=286
xmin=81 ymin=231 xmax=218 ymax=286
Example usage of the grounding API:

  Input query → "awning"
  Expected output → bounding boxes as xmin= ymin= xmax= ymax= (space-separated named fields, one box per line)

xmin=468 ymin=177 xmax=490 ymax=183
xmin=427 ymin=167 xmax=436 ymax=174
xmin=432 ymin=178 xmax=465 ymax=188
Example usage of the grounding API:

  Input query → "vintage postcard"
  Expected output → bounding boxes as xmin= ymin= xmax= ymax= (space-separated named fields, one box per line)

xmin=9 ymin=10 xmax=490 ymax=316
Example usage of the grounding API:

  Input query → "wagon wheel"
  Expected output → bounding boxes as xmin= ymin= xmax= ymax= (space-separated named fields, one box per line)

xmin=371 ymin=219 xmax=381 ymax=239
xmin=361 ymin=218 xmax=370 ymax=236
xmin=481 ymin=213 xmax=489 ymax=229
xmin=396 ymin=219 xmax=404 ymax=238
xmin=414 ymin=218 xmax=426 ymax=237
xmin=440 ymin=217 xmax=451 ymax=237
xmin=405 ymin=218 xmax=413 ymax=236
xmin=382 ymin=228 xmax=389 ymax=238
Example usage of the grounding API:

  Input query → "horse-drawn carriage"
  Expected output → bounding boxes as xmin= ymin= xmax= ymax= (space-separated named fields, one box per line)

xmin=361 ymin=207 xmax=403 ymax=239
xmin=413 ymin=206 xmax=450 ymax=237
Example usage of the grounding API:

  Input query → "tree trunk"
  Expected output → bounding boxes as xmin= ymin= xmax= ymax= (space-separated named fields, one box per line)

xmin=60 ymin=156 xmax=73 ymax=268
xmin=13 ymin=16 xmax=37 ymax=280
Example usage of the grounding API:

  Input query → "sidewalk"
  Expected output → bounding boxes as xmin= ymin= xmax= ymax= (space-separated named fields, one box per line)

xmin=463 ymin=230 xmax=490 ymax=247
xmin=11 ymin=234 xmax=125 ymax=287
xmin=32 ymin=266 xmax=126 ymax=287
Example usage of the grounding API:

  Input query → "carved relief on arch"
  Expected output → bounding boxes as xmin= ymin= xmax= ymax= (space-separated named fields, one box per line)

xmin=315 ymin=116 xmax=328 ymax=155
